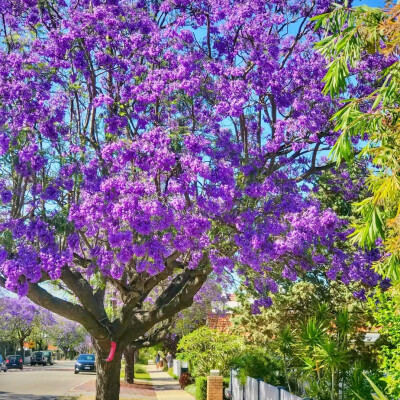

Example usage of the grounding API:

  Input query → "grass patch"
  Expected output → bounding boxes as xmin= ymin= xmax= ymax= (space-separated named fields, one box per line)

xmin=185 ymin=383 xmax=196 ymax=397
xmin=167 ymin=367 xmax=178 ymax=379
xmin=120 ymin=363 xmax=151 ymax=380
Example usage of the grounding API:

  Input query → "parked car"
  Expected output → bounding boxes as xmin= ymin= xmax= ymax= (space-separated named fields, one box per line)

xmin=74 ymin=354 xmax=95 ymax=374
xmin=6 ymin=355 xmax=23 ymax=370
xmin=42 ymin=351 xmax=54 ymax=365
xmin=0 ymin=355 xmax=7 ymax=372
xmin=31 ymin=351 xmax=48 ymax=366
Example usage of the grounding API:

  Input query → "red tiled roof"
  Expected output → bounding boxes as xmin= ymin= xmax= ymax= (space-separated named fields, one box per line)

xmin=207 ymin=313 xmax=232 ymax=332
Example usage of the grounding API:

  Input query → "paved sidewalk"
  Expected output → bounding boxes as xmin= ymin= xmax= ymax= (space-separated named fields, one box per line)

xmin=68 ymin=379 xmax=156 ymax=400
xmin=147 ymin=365 xmax=194 ymax=400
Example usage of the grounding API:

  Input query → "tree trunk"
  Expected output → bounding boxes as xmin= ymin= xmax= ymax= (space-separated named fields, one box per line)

xmin=95 ymin=345 xmax=122 ymax=400
xmin=124 ymin=346 xmax=136 ymax=384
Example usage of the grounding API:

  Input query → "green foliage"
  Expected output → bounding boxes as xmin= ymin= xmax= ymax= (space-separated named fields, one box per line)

xmin=369 ymin=290 xmax=400 ymax=397
xmin=232 ymin=281 xmax=382 ymax=400
xmin=167 ymin=367 xmax=178 ymax=379
xmin=134 ymin=365 xmax=147 ymax=374
xmin=362 ymin=373 xmax=389 ymax=400
xmin=314 ymin=0 xmax=400 ymax=278
xmin=312 ymin=2 xmax=385 ymax=97
xmin=177 ymin=326 xmax=245 ymax=377
xmin=346 ymin=365 xmax=379 ymax=400
xmin=185 ymin=383 xmax=197 ymax=398
xmin=138 ymin=346 xmax=158 ymax=364
xmin=230 ymin=347 xmax=285 ymax=387
xmin=195 ymin=376 xmax=208 ymax=400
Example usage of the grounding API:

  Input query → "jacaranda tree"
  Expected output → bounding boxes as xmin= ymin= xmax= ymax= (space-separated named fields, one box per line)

xmin=0 ymin=296 xmax=55 ymax=351
xmin=0 ymin=0 xmax=386 ymax=398
xmin=49 ymin=317 xmax=91 ymax=359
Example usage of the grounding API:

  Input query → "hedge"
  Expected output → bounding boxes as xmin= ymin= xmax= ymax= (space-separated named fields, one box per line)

xmin=195 ymin=376 xmax=207 ymax=400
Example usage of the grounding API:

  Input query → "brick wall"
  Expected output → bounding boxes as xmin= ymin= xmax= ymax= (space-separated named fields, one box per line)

xmin=207 ymin=375 xmax=223 ymax=400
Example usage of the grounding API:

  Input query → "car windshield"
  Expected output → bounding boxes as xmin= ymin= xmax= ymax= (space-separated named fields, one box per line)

xmin=7 ymin=356 xmax=18 ymax=361
xmin=78 ymin=355 xmax=95 ymax=361
xmin=34 ymin=352 xmax=42 ymax=356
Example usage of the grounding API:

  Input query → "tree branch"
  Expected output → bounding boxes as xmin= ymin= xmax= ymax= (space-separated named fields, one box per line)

xmin=0 ymin=275 xmax=109 ymax=340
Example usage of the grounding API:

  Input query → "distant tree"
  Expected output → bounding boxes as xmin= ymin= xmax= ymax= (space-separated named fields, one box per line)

xmin=49 ymin=318 xmax=89 ymax=359
xmin=0 ymin=297 xmax=55 ymax=351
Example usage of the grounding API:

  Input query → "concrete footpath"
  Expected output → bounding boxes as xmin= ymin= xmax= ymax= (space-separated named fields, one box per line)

xmin=147 ymin=365 xmax=194 ymax=400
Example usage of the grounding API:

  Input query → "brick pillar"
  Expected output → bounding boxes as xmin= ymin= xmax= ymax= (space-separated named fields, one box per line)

xmin=207 ymin=375 xmax=223 ymax=400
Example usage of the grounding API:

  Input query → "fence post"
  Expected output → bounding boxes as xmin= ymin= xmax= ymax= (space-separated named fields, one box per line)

xmin=230 ymin=369 xmax=233 ymax=395
xmin=257 ymin=379 xmax=261 ymax=400
xmin=277 ymin=386 xmax=286 ymax=400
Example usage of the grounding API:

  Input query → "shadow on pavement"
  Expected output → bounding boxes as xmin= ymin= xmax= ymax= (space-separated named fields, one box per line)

xmin=0 ymin=392 xmax=60 ymax=400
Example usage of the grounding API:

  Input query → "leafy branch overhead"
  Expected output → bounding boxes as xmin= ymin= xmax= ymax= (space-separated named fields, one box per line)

xmin=314 ymin=1 xmax=400 ymax=275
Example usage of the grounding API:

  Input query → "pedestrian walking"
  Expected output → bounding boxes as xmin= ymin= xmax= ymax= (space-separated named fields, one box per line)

xmin=155 ymin=352 xmax=161 ymax=370
xmin=166 ymin=352 xmax=173 ymax=368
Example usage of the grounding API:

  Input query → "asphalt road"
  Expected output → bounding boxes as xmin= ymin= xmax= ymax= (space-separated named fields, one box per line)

xmin=0 ymin=360 xmax=95 ymax=400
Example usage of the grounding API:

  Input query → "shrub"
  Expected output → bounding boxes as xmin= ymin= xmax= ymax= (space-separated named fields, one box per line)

xmin=179 ymin=372 xmax=193 ymax=389
xmin=230 ymin=347 xmax=284 ymax=387
xmin=138 ymin=347 xmax=156 ymax=364
xmin=134 ymin=365 xmax=147 ymax=374
xmin=195 ymin=376 xmax=208 ymax=400
xmin=177 ymin=326 xmax=245 ymax=377
xmin=137 ymin=353 xmax=148 ymax=364
xmin=163 ymin=363 xmax=169 ymax=372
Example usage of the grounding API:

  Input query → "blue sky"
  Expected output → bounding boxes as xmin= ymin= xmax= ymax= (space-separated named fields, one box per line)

xmin=353 ymin=0 xmax=385 ymax=6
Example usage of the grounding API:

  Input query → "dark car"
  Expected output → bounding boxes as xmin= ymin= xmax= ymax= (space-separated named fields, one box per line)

xmin=31 ymin=351 xmax=48 ymax=366
xmin=6 ymin=355 xmax=23 ymax=370
xmin=0 ymin=355 xmax=7 ymax=372
xmin=74 ymin=354 xmax=96 ymax=374
xmin=42 ymin=351 xmax=54 ymax=365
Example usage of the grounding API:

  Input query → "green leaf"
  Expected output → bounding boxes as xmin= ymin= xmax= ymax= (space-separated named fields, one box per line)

xmin=363 ymin=373 xmax=388 ymax=400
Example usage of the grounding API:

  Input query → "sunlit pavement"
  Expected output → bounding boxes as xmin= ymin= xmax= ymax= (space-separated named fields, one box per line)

xmin=147 ymin=365 xmax=194 ymax=400
xmin=0 ymin=360 xmax=94 ymax=400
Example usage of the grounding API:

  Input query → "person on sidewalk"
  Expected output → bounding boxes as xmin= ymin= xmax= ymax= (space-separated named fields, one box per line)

xmin=166 ymin=352 xmax=173 ymax=368
xmin=155 ymin=352 xmax=161 ymax=370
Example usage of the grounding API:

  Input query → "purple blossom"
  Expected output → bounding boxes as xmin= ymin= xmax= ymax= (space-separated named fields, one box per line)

xmin=1 ymin=190 xmax=12 ymax=204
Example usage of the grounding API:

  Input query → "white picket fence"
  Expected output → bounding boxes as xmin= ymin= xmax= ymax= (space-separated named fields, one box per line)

xmin=230 ymin=371 xmax=303 ymax=400
xmin=172 ymin=359 xmax=189 ymax=378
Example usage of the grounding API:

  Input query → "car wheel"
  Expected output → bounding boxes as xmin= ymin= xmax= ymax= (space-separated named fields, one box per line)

xmin=74 ymin=370 xmax=79 ymax=374
xmin=20 ymin=366 xmax=23 ymax=370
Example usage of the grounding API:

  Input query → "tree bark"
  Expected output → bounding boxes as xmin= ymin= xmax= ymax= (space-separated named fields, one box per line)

xmin=124 ymin=346 xmax=136 ymax=384
xmin=95 ymin=344 xmax=122 ymax=400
